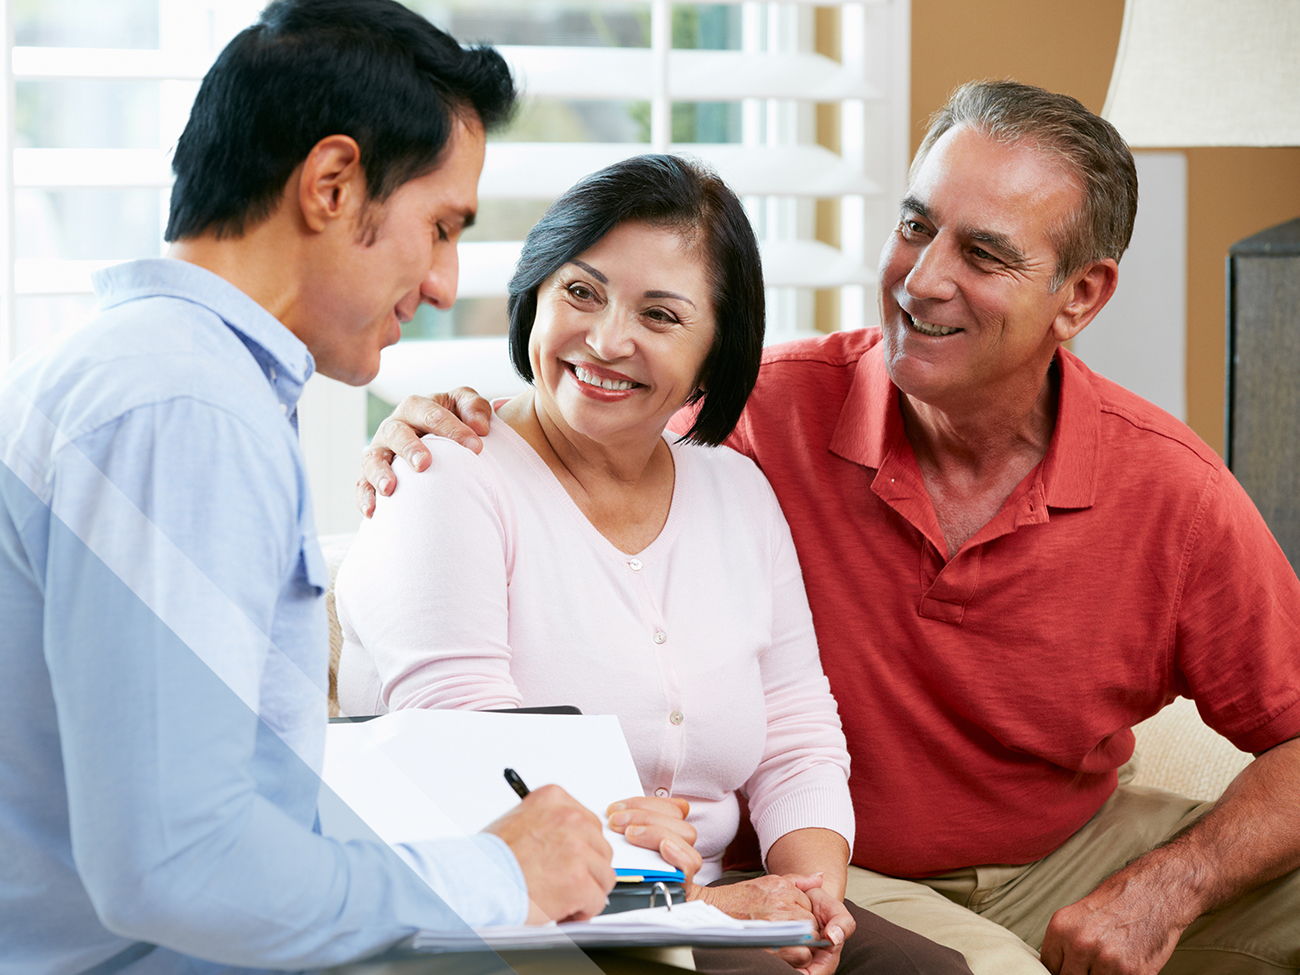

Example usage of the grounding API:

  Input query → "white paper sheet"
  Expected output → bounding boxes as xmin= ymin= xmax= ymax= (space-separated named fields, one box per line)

xmin=320 ymin=710 xmax=676 ymax=876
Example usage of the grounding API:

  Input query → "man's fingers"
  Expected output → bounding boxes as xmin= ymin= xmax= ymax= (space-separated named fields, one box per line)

xmin=360 ymin=445 xmax=397 ymax=487
xmin=355 ymin=478 xmax=377 ymax=519
xmin=1039 ymin=933 xmax=1064 ymax=975
xmin=395 ymin=388 xmax=489 ymax=450
xmin=376 ymin=415 xmax=434 ymax=471
xmin=356 ymin=446 xmax=397 ymax=516
xmin=355 ymin=390 xmax=492 ymax=516
xmin=445 ymin=386 xmax=493 ymax=436
xmin=559 ymin=847 xmax=619 ymax=921
xmin=487 ymin=783 xmax=615 ymax=924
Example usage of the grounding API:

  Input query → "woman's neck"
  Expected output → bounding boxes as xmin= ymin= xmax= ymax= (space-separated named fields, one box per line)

xmin=497 ymin=392 xmax=677 ymax=554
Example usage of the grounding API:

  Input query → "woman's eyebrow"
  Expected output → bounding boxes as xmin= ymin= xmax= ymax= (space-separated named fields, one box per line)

xmin=645 ymin=290 xmax=695 ymax=307
xmin=569 ymin=260 xmax=607 ymax=283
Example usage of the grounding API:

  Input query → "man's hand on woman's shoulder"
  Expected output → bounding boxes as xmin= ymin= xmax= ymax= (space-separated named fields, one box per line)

xmin=357 ymin=387 xmax=493 ymax=516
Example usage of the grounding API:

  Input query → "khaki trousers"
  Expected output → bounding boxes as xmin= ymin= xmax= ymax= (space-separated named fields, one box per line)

xmin=844 ymin=785 xmax=1300 ymax=974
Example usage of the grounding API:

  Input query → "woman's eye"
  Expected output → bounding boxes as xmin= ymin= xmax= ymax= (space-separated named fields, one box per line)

xmin=644 ymin=308 xmax=678 ymax=325
xmin=567 ymin=283 xmax=595 ymax=301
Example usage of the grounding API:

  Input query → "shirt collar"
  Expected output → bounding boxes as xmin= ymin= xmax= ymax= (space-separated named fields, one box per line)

xmin=829 ymin=336 xmax=900 ymax=471
xmin=828 ymin=337 xmax=1099 ymax=510
xmin=1040 ymin=348 xmax=1099 ymax=509
xmin=93 ymin=258 xmax=316 ymax=411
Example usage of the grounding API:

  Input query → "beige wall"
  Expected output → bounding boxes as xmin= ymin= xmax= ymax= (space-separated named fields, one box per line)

xmin=910 ymin=0 xmax=1300 ymax=454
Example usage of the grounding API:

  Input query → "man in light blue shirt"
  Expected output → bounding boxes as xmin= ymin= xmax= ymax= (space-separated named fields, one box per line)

xmin=0 ymin=1 xmax=626 ymax=970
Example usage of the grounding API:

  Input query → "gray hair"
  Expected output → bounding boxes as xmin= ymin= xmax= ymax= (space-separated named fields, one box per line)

xmin=913 ymin=80 xmax=1138 ymax=290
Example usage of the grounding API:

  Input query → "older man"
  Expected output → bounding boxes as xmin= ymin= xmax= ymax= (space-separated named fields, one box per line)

xmin=0 ymin=2 xmax=643 ymax=972
xmin=364 ymin=82 xmax=1300 ymax=974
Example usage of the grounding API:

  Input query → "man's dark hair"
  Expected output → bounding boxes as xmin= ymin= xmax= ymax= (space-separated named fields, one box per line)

xmin=915 ymin=80 xmax=1138 ymax=289
xmin=165 ymin=0 xmax=515 ymax=241
xmin=506 ymin=154 xmax=765 ymax=448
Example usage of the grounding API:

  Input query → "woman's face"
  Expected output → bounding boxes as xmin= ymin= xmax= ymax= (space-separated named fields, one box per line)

xmin=528 ymin=220 xmax=716 ymax=450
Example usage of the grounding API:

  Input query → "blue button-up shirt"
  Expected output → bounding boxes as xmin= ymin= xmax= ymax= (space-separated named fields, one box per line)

xmin=0 ymin=259 xmax=526 ymax=974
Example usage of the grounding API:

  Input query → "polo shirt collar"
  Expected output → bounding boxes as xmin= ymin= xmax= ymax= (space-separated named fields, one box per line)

xmin=828 ymin=338 xmax=1099 ymax=511
xmin=1041 ymin=349 xmax=1100 ymax=509
xmin=829 ymin=337 xmax=898 ymax=470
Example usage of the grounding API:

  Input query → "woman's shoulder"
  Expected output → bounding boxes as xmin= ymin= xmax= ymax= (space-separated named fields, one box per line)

xmin=672 ymin=437 xmax=762 ymax=476
xmin=414 ymin=415 xmax=532 ymax=482
xmin=670 ymin=439 xmax=783 ymax=510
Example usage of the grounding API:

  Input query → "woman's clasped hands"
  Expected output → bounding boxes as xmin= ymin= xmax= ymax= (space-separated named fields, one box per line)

xmin=606 ymin=796 xmax=854 ymax=975
xmin=696 ymin=872 xmax=855 ymax=975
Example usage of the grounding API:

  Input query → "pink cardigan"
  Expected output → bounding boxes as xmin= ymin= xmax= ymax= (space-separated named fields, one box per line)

xmin=336 ymin=415 xmax=853 ymax=882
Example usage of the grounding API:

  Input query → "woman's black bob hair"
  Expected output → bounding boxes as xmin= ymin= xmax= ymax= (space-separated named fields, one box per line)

xmin=505 ymin=154 xmax=764 ymax=447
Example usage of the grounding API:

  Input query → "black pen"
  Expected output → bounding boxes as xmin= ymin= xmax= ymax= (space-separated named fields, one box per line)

xmin=503 ymin=767 xmax=530 ymax=800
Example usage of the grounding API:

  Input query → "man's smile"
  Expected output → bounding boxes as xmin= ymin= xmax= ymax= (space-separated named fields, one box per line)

xmin=903 ymin=310 xmax=963 ymax=337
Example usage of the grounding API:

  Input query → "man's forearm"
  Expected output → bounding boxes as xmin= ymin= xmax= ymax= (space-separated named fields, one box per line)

xmin=1118 ymin=735 xmax=1300 ymax=917
xmin=1041 ymin=736 xmax=1300 ymax=974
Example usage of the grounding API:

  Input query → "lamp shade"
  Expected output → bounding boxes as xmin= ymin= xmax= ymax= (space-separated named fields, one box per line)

xmin=1103 ymin=0 xmax=1300 ymax=147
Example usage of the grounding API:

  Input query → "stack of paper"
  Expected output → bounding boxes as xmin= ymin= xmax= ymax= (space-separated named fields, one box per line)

xmin=410 ymin=901 xmax=816 ymax=952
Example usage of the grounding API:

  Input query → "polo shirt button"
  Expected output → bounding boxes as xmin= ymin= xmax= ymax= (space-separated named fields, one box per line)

xmin=653 ymin=630 xmax=667 ymax=645
xmin=669 ymin=710 xmax=684 ymax=726
xmin=627 ymin=558 xmax=643 ymax=571
xmin=654 ymin=787 xmax=669 ymax=798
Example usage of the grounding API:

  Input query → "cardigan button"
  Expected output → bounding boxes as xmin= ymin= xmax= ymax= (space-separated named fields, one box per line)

xmin=653 ymin=630 xmax=667 ymax=645
xmin=654 ymin=788 xmax=670 ymax=798
xmin=669 ymin=710 xmax=685 ymax=726
xmin=627 ymin=558 xmax=643 ymax=571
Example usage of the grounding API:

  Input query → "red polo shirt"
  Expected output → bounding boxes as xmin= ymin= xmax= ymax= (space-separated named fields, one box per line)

xmin=698 ymin=328 xmax=1300 ymax=878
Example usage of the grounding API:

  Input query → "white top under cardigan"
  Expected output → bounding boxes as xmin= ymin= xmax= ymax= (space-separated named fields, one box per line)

xmin=335 ymin=413 xmax=853 ymax=883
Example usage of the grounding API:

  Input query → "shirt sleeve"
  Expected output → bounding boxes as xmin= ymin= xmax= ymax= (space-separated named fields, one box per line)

xmin=740 ymin=478 xmax=855 ymax=862
xmin=41 ymin=401 xmax=525 ymax=969
xmin=1173 ymin=465 xmax=1300 ymax=753
xmin=336 ymin=434 xmax=524 ymax=712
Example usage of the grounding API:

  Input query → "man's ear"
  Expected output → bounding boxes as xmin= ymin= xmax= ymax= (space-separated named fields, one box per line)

xmin=297 ymin=135 xmax=364 ymax=233
xmin=1051 ymin=258 xmax=1119 ymax=343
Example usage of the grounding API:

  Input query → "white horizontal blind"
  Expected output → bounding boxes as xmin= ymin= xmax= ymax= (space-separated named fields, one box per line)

xmin=1 ymin=1 xmax=13 ymax=367
xmin=4 ymin=0 xmax=264 ymax=369
xmin=2 ymin=0 xmax=910 ymax=531
xmin=5 ymin=2 xmax=909 ymax=354
xmin=369 ymin=0 xmax=909 ymax=408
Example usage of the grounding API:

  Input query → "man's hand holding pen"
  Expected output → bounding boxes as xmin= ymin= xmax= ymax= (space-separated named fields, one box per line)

xmin=485 ymin=784 xmax=616 ymax=924
xmin=490 ymin=770 xmax=702 ymax=923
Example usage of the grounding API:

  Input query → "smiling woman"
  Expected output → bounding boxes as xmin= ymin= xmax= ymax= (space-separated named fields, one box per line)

xmin=505 ymin=154 xmax=764 ymax=447
xmin=332 ymin=155 xmax=973 ymax=975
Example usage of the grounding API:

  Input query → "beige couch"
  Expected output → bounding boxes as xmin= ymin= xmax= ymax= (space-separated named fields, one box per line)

xmin=319 ymin=532 xmax=1251 ymax=803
